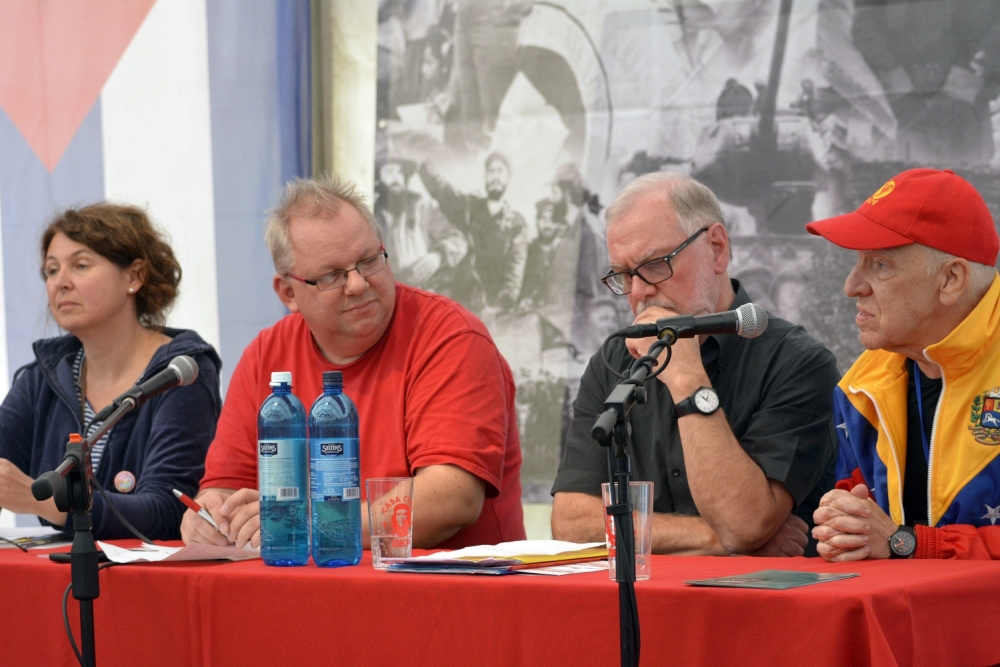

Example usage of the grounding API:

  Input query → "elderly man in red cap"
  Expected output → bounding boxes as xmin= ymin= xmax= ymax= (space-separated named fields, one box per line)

xmin=807 ymin=168 xmax=1000 ymax=561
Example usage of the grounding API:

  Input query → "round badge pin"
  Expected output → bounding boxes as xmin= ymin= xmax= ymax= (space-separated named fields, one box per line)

xmin=114 ymin=471 xmax=136 ymax=493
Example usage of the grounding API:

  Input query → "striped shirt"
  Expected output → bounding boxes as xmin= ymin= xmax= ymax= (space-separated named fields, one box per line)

xmin=72 ymin=348 xmax=114 ymax=474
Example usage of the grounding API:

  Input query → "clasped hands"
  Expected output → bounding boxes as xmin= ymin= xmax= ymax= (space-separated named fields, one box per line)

xmin=812 ymin=484 xmax=898 ymax=561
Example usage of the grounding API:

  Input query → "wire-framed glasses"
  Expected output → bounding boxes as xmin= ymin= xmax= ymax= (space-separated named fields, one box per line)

xmin=601 ymin=227 xmax=708 ymax=296
xmin=287 ymin=248 xmax=389 ymax=291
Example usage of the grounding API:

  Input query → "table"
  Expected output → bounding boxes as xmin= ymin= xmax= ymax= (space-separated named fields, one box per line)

xmin=2 ymin=544 xmax=999 ymax=667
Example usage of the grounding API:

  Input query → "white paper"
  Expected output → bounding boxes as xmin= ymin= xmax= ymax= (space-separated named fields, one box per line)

xmin=410 ymin=540 xmax=606 ymax=562
xmin=515 ymin=561 xmax=609 ymax=576
xmin=98 ymin=541 xmax=260 ymax=563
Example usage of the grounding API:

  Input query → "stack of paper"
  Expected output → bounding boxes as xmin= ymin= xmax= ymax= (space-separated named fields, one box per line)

xmin=385 ymin=540 xmax=607 ymax=575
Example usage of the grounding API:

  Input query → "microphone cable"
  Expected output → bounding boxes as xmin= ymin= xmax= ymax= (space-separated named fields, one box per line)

xmin=80 ymin=414 xmax=155 ymax=546
xmin=90 ymin=475 xmax=154 ymax=545
xmin=56 ymin=478 xmax=154 ymax=667
xmin=599 ymin=331 xmax=673 ymax=382
xmin=53 ymin=357 xmax=198 ymax=666
xmin=62 ymin=561 xmax=118 ymax=667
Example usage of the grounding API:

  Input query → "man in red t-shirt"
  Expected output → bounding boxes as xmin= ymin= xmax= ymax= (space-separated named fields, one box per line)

xmin=180 ymin=176 xmax=524 ymax=550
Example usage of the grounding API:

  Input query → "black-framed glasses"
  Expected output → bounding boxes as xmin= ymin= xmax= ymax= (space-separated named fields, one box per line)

xmin=601 ymin=227 xmax=708 ymax=296
xmin=287 ymin=248 xmax=389 ymax=291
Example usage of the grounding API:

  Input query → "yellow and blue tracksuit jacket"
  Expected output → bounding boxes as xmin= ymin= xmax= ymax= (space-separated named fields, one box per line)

xmin=834 ymin=274 xmax=1000 ymax=541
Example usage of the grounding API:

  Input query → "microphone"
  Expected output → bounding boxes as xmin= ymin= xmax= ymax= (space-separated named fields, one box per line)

xmin=91 ymin=355 xmax=199 ymax=423
xmin=617 ymin=302 xmax=768 ymax=342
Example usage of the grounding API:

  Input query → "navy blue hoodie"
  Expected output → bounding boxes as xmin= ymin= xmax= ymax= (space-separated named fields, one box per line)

xmin=0 ymin=329 xmax=222 ymax=540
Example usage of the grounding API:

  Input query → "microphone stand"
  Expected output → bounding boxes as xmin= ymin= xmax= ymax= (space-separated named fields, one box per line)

xmin=32 ymin=398 xmax=137 ymax=667
xmin=592 ymin=335 xmax=674 ymax=667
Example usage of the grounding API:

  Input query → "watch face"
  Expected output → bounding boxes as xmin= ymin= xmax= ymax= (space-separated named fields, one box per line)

xmin=694 ymin=388 xmax=719 ymax=413
xmin=890 ymin=530 xmax=916 ymax=556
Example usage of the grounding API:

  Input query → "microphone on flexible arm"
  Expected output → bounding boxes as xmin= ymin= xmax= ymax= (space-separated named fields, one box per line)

xmin=90 ymin=355 xmax=200 ymax=423
xmin=616 ymin=302 xmax=769 ymax=343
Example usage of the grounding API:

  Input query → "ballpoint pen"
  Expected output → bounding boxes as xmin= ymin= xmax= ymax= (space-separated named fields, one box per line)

xmin=172 ymin=488 xmax=223 ymax=532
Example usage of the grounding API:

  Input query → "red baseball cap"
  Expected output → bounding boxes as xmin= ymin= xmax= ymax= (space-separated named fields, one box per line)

xmin=805 ymin=168 xmax=999 ymax=265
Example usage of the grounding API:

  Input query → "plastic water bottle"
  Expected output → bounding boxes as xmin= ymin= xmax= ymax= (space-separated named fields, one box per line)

xmin=258 ymin=371 xmax=309 ymax=566
xmin=309 ymin=371 xmax=361 ymax=567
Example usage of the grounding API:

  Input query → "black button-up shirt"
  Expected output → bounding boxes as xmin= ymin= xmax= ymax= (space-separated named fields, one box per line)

xmin=552 ymin=281 xmax=840 ymax=530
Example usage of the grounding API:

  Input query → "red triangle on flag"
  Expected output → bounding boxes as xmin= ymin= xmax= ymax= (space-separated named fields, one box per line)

xmin=0 ymin=0 xmax=157 ymax=172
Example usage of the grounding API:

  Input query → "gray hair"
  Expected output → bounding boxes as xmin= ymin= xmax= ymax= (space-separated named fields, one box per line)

xmin=606 ymin=171 xmax=725 ymax=236
xmin=920 ymin=245 xmax=997 ymax=298
xmin=265 ymin=175 xmax=382 ymax=275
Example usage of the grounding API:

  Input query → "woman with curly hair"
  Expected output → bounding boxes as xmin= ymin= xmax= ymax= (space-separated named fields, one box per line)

xmin=0 ymin=203 xmax=222 ymax=540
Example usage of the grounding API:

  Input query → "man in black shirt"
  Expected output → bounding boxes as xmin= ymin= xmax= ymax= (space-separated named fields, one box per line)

xmin=551 ymin=172 xmax=840 ymax=556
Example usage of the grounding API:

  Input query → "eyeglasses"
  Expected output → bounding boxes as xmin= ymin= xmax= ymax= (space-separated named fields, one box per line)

xmin=601 ymin=227 xmax=708 ymax=296
xmin=287 ymin=248 xmax=389 ymax=291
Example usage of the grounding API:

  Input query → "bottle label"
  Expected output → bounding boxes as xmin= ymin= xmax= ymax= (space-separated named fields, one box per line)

xmin=258 ymin=438 xmax=306 ymax=502
xmin=310 ymin=437 xmax=360 ymax=501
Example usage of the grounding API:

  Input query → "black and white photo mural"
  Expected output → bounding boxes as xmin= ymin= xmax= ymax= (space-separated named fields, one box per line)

xmin=375 ymin=0 xmax=1000 ymax=501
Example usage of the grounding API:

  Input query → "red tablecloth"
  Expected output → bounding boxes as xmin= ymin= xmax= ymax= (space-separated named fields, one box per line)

xmin=2 ymin=544 xmax=999 ymax=667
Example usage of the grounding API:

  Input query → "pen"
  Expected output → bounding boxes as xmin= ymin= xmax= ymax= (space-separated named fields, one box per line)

xmin=172 ymin=489 xmax=222 ymax=532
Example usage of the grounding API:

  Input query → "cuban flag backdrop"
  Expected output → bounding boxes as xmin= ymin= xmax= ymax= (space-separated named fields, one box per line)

xmin=0 ymin=0 xmax=311 ymax=397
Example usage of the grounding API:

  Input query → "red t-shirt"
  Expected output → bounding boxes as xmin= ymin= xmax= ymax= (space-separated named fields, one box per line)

xmin=201 ymin=284 xmax=525 ymax=548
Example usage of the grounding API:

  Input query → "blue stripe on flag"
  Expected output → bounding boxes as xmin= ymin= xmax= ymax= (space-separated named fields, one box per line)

xmin=277 ymin=0 xmax=312 ymax=183
xmin=0 ymin=101 xmax=105 ymax=381
xmin=207 ymin=0 xmax=311 ymax=390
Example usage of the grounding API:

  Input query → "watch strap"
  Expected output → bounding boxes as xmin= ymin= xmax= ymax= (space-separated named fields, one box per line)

xmin=674 ymin=395 xmax=697 ymax=418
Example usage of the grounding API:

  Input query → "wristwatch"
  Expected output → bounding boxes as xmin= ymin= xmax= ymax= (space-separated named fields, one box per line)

xmin=674 ymin=387 xmax=720 ymax=418
xmin=888 ymin=525 xmax=917 ymax=559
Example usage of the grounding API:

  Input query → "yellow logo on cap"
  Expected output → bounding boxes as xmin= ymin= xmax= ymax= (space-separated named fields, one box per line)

xmin=866 ymin=180 xmax=895 ymax=205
